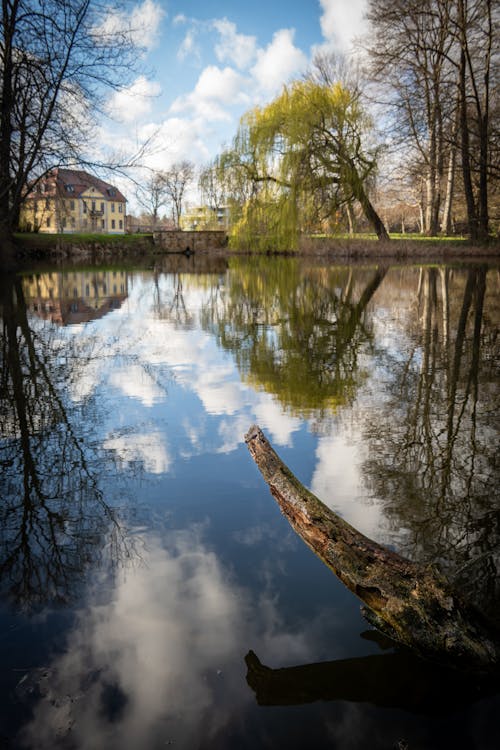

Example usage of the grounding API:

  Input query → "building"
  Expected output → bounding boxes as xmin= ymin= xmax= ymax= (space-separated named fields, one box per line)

xmin=180 ymin=205 xmax=231 ymax=231
xmin=20 ymin=168 xmax=127 ymax=234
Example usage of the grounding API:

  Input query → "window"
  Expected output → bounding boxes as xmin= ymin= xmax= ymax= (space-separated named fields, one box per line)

xmin=111 ymin=219 xmax=115 ymax=229
xmin=71 ymin=217 xmax=76 ymax=227
xmin=100 ymin=202 xmax=104 ymax=212
xmin=91 ymin=200 xmax=96 ymax=211
xmin=85 ymin=284 xmax=90 ymax=296
xmin=46 ymin=216 xmax=51 ymax=227
xmin=62 ymin=217 xmax=67 ymax=228
xmin=111 ymin=203 xmax=115 ymax=212
xmin=101 ymin=219 xmax=105 ymax=229
xmin=118 ymin=203 xmax=123 ymax=213
xmin=70 ymin=200 xmax=75 ymax=210
xmin=119 ymin=220 xmax=123 ymax=229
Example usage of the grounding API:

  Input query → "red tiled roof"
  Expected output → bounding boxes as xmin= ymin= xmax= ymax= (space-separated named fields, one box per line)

xmin=34 ymin=168 xmax=126 ymax=203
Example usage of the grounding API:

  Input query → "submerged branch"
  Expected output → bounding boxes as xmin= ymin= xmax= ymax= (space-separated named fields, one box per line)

xmin=245 ymin=425 xmax=500 ymax=672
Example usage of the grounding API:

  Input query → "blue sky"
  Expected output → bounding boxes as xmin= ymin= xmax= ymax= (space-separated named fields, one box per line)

xmin=98 ymin=0 xmax=368 ymax=207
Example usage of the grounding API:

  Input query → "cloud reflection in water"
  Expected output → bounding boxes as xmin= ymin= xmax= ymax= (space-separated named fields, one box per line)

xmin=19 ymin=527 xmax=315 ymax=749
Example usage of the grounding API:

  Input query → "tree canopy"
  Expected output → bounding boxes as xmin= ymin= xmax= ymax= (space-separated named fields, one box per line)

xmin=212 ymin=78 xmax=389 ymax=251
xmin=0 ymin=0 xmax=144 ymax=263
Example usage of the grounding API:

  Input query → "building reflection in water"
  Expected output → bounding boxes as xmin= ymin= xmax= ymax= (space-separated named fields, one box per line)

xmin=23 ymin=270 xmax=128 ymax=325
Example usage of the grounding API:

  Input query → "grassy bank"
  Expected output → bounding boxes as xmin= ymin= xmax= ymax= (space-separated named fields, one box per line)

xmin=299 ymin=232 xmax=500 ymax=258
xmin=12 ymin=230 xmax=500 ymax=263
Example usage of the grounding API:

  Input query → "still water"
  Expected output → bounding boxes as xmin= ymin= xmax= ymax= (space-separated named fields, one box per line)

xmin=1 ymin=255 xmax=499 ymax=749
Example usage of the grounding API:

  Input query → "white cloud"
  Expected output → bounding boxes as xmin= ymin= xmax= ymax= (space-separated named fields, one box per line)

xmin=213 ymin=19 xmax=257 ymax=70
xmin=170 ymin=65 xmax=249 ymax=121
xmin=195 ymin=65 xmax=247 ymax=103
xmin=97 ymin=0 xmax=165 ymax=51
xmin=250 ymin=29 xmax=308 ymax=93
xmin=310 ymin=432 xmax=383 ymax=538
xmin=138 ymin=117 xmax=211 ymax=168
xmin=253 ymin=397 xmax=301 ymax=447
xmin=109 ymin=363 xmax=165 ymax=406
xmin=104 ymin=430 xmax=171 ymax=474
xmin=177 ymin=28 xmax=201 ymax=62
xmin=107 ymin=76 xmax=161 ymax=123
xmin=318 ymin=0 xmax=368 ymax=51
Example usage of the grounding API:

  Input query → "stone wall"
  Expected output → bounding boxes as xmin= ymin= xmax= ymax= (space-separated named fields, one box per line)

xmin=152 ymin=230 xmax=227 ymax=252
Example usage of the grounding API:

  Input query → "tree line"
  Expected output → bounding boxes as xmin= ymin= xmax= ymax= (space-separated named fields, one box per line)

xmin=201 ymin=0 xmax=497 ymax=247
xmin=1 ymin=0 xmax=497 ymax=265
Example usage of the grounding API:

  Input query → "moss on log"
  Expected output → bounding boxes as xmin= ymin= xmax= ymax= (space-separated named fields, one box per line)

xmin=245 ymin=424 xmax=500 ymax=672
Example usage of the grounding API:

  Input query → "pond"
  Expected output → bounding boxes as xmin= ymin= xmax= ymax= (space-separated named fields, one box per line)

xmin=0 ymin=254 xmax=499 ymax=749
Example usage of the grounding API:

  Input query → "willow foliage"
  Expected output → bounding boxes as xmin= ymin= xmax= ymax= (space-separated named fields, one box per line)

xmin=217 ymin=79 xmax=388 ymax=251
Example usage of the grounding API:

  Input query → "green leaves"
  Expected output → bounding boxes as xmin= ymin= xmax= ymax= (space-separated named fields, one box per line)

xmin=215 ymin=79 xmax=386 ymax=249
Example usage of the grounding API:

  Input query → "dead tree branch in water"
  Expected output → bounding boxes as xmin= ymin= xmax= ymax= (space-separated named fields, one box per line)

xmin=245 ymin=425 xmax=500 ymax=672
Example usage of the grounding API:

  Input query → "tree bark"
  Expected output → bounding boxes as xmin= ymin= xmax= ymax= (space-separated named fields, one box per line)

xmin=245 ymin=425 xmax=500 ymax=672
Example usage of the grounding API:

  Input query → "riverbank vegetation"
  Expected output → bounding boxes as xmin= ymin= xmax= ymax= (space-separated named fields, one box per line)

xmin=200 ymin=0 xmax=497 ymax=251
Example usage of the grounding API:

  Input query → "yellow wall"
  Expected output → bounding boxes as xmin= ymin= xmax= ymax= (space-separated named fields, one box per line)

xmin=21 ymin=189 xmax=126 ymax=234
xmin=180 ymin=205 xmax=230 ymax=231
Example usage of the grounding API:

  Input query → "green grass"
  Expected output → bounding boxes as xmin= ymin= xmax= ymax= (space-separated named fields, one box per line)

xmin=310 ymin=231 xmax=470 ymax=243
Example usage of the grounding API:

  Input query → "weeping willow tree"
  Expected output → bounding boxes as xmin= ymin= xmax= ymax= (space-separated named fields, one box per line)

xmin=212 ymin=79 xmax=389 ymax=251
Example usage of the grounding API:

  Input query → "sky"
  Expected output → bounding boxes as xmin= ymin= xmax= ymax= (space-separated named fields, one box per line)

xmin=97 ymin=0 xmax=368 ymax=210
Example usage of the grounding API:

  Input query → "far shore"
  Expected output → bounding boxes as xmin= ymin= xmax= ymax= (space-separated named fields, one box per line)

xmin=10 ymin=230 xmax=500 ymax=266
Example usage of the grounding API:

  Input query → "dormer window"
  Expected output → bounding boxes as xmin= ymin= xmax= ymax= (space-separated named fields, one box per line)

xmin=65 ymin=184 xmax=74 ymax=193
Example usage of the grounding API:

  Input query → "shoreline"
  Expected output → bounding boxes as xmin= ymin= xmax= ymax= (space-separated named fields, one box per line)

xmin=9 ymin=232 xmax=500 ymax=268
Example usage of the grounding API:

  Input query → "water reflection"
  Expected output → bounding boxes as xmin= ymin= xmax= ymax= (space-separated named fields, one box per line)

xmin=0 ymin=257 xmax=499 ymax=749
xmin=22 ymin=270 xmax=128 ymax=325
xmin=359 ymin=266 xmax=500 ymax=618
xmin=18 ymin=531 xmax=251 ymax=749
xmin=200 ymin=257 xmax=388 ymax=417
xmin=0 ymin=275 xmax=135 ymax=610
xmin=245 ymin=648 xmax=497 ymax=713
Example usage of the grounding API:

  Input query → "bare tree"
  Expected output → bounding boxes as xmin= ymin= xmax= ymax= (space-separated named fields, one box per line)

xmin=0 ymin=0 xmax=145 ymax=265
xmin=199 ymin=162 xmax=227 ymax=218
xmin=366 ymin=0 xmax=456 ymax=236
xmin=163 ymin=161 xmax=195 ymax=227
xmin=366 ymin=0 xmax=498 ymax=240
xmin=135 ymin=171 xmax=170 ymax=228
xmin=455 ymin=0 xmax=496 ymax=241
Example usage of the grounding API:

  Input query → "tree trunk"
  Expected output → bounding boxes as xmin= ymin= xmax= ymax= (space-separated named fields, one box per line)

xmin=441 ymin=146 xmax=456 ymax=235
xmin=355 ymin=185 xmax=390 ymax=241
xmin=245 ymin=425 xmax=500 ymax=672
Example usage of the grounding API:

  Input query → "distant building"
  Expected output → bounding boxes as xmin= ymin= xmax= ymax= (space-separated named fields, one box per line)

xmin=180 ymin=205 xmax=231 ymax=231
xmin=20 ymin=168 xmax=127 ymax=234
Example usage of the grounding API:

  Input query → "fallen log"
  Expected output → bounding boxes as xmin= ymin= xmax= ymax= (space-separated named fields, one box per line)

xmin=245 ymin=425 xmax=500 ymax=672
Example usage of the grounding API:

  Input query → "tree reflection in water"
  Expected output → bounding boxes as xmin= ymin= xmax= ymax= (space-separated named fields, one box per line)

xmin=203 ymin=258 xmax=499 ymax=625
xmin=0 ymin=274 xmax=136 ymax=611
xmin=201 ymin=256 xmax=387 ymax=418
xmin=361 ymin=265 xmax=499 ymax=621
